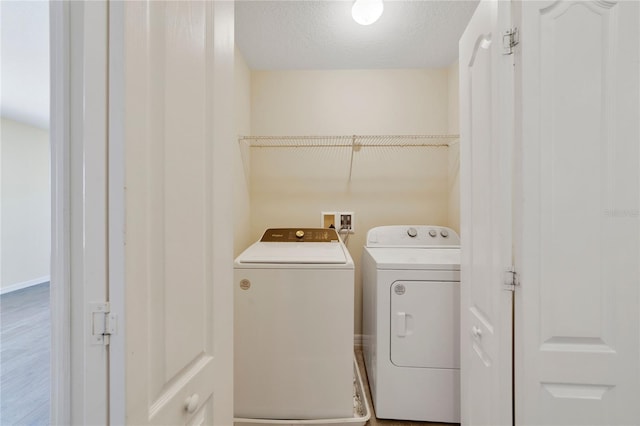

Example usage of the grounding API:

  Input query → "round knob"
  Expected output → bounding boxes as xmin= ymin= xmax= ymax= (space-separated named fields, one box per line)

xmin=185 ymin=393 xmax=200 ymax=414
xmin=428 ymin=229 xmax=437 ymax=238
xmin=440 ymin=229 xmax=449 ymax=238
xmin=407 ymin=227 xmax=418 ymax=238
xmin=295 ymin=230 xmax=305 ymax=239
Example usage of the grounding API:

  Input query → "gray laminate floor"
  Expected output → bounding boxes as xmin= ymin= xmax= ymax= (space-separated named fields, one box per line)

xmin=0 ymin=282 xmax=50 ymax=426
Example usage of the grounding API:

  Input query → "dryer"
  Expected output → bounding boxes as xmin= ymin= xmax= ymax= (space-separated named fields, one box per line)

xmin=362 ymin=225 xmax=460 ymax=422
xmin=234 ymin=228 xmax=354 ymax=420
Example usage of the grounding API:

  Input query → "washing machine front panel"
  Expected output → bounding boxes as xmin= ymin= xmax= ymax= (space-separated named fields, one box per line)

xmin=234 ymin=266 xmax=354 ymax=419
xmin=390 ymin=280 xmax=460 ymax=369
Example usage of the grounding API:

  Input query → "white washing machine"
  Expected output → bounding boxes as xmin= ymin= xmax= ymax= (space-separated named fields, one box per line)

xmin=234 ymin=228 xmax=354 ymax=420
xmin=362 ymin=225 xmax=460 ymax=422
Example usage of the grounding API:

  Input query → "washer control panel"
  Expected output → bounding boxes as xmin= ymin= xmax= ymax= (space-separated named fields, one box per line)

xmin=367 ymin=225 xmax=459 ymax=247
xmin=260 ymin=228 xmax=340 ymax=242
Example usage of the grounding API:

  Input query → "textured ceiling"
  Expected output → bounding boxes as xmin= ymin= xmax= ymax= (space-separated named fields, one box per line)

xmin=0 ymin=1 xmax=479 ymax=130
xmin=236 ymin=0 xmax=479 ymax=70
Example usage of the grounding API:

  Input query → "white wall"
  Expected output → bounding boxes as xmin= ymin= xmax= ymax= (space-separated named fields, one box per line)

xmin=1 ymin=118 xmax=50 ymax=291
xmin=249 ymin=69 xmax=451 ymax=335
xmin=447 ymin=61 xmax=460 ymax=234
xmin=252 ymin=69 xmax=449 ymax=135
xmin=234 ymin=47 xmax=252 ymax=256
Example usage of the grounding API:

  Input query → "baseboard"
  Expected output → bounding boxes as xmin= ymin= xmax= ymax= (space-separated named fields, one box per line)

xmin=0 ymin=276 xmax=50 ymax=295
xmin=354 ymin=333 xmax=363 ymax=348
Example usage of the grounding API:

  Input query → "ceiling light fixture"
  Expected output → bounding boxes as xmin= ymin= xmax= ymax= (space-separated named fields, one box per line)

xmin=351 ymin=0 xmax=384 ymax=26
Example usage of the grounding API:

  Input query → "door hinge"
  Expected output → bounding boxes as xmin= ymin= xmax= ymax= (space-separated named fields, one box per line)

xmin=503 ymin=27 xmax=519 ymax=55
xmin=90 ymin=302 xmax=117 ymax=345
xmin=503 ymin=267 xmax=520 ymax=292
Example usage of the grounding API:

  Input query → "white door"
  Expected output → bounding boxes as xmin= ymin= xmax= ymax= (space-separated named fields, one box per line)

xmin=108 ymin=1 xmax=235 ymax=424
xmin=459 ymin=0 xmax=513 ymax=425
xmin=515 ymin=1 xmax=640 ymax=424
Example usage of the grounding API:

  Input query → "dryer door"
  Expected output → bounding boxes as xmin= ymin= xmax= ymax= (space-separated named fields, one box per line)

xmin=390 ymin=280 xmax=460 ymax=369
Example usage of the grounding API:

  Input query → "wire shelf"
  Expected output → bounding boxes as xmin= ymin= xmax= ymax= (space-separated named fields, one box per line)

xmin=239 ymin=134 xmax=459 ymax=148
xmin=240 ymin=134 xmax=459 ymax=181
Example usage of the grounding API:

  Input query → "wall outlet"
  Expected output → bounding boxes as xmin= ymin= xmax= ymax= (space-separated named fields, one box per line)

xmin=320 ymin=211 xmax=355 ymax=233
xmin=338 ymin=212 xmax=355 ymax=233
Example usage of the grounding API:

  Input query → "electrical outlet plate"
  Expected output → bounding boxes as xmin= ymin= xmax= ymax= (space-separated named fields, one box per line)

xmin=339 ymin=212 xmax=355 ymax=234
xmin=320 ymin=211 xmax=355 ymax=233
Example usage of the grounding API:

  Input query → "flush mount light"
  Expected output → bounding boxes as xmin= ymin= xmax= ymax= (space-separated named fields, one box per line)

xmin=351 ymin=0 xmax=384 ymax=26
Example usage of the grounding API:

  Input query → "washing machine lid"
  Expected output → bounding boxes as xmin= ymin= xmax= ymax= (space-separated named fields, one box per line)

xmin=237 ymin=242 xmax=348 ymax=264
xmin=364 ymin=247 xmax=460 ymax=270
xmin=236 ymin=229 xmax=350 ymax=264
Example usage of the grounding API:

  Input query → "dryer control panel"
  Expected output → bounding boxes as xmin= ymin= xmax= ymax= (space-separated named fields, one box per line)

xmin=260 ymin=228 xmax=340 ymax=242
xmin=366 ymin=225 xmax=460 ymax=247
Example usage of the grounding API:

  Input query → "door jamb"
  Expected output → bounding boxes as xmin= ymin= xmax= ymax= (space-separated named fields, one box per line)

xmin=107 ymin=1 xmax=126 ymax=423
xmin=50 ymin=2 xmax=71 ymax=424
xmin=50 ymin=2 xmax=110 ymax=424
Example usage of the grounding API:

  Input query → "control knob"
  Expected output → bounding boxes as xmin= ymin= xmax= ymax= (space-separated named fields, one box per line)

xmin=295 ymin=230 xmax=305 ymax=239
xmin=440 ymin=229 xmax=449 ymax=238
xmin=428 ymin=229 xmax=437 ymax=238
xmin=407 ymin=227 xmax=418 ymax=238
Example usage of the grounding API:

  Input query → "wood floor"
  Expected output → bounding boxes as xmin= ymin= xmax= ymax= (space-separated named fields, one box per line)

xmin=0 ymin=283 xmax=50 ymax=426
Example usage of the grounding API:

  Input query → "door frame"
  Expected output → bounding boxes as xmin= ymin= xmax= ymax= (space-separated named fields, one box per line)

xmin=107 ymin=1 xmax=126 ymax=423
xmin=50 ymin=2 xmax=71 ymax=423
xmin=50 ymin=2 xmax=110 ymax=424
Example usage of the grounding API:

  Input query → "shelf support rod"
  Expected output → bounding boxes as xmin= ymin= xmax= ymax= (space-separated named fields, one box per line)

xmin=348 ymin=135 xmax=356 ymax=181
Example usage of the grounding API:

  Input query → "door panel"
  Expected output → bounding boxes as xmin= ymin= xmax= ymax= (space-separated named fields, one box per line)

xmin=117 ymin=1 xmax=234 ymax=425
xmin=390 ymin=281 xmax=460 ymax=369
xmin=539 ymin=1 xmax=618 ymax=344
xmin=517 ymin=1 xmax=640 ymax=424
xmin=459 ymin=1 xmax=513 ymax=425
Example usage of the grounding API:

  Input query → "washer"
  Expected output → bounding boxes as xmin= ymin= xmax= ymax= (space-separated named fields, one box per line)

xmin=234 ymin=228 xmax=354 ymax=420
xmin=362 ymin=225 xmax=460 ymax=422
